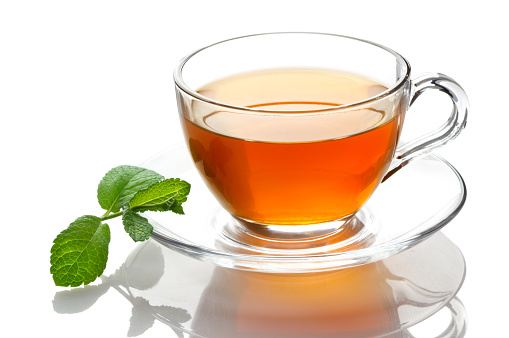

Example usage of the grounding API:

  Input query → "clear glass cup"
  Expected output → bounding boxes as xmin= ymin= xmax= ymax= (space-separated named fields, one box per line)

xmin=173 ymin=32 xmax=468 ymax=240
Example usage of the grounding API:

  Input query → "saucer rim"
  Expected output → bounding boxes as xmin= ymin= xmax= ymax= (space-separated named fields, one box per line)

xmin=145 ymin=144 xmax=467 ymax=272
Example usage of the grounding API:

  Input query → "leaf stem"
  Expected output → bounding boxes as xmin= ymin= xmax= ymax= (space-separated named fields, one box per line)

xmin=100 ymin=211 xmax=123 ymax=221
xmin=100 ymin=205 xmax=153 ymax=221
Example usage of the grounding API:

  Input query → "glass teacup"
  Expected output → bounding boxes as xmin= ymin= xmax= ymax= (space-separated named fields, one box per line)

xmin=174 ymin=32 xmax=468 ymax=240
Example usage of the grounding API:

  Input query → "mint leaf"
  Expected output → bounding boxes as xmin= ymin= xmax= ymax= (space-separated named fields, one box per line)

xmin=169 ymin=203 xmax=185 ymax=215
xmin=122 ymin=209 xmax=153 ymax=242
xmin=129 ymin=178 xmax=190 ymax=214
xmin=51 ymin=164 xmax=192 ymax=288
xmin=50 ymin=216 xmax=110 ymax=287
xmin=97 ymin=165 xmax=163 ymax=214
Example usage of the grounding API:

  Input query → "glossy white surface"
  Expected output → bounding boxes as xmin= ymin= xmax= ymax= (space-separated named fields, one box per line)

xmin=1 ymin=1 xmax=506 ymax=337
xmin=122 ymin=231 xmax=466 ymax=337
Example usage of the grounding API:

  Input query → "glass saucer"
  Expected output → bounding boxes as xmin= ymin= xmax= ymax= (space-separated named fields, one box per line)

xmin=141 ymin=144 xmax=466 ymax=273
xmin=123 ymin=231 xmax=467 ymax=337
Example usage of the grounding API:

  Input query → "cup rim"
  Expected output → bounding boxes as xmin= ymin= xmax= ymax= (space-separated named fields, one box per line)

xmin=173 ymin=32 xmax=411 ymax=114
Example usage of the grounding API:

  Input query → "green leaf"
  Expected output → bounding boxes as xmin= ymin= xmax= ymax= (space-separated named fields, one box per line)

xmin=50 ymin=215 xmax=110 ymax=287
xmin=130 ymin=178 xmax=190 ymax=213
xmin=122 ymin=208 xmax=153 ymax=242
xmin=169 ymin=202 xmax=185 ymax=215
xmin=97 ymin=165 xmax=163 ymax=214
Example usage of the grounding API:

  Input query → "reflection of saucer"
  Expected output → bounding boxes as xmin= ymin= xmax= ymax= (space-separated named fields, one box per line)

xmin=123 ymin=232 xmax=466 ymax=337
xmin=140 ymin=144 xmax=466 ymax=272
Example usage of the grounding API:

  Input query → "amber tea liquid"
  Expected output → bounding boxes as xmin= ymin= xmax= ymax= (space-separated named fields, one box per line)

xmin=180 ymin=69 xmax=403 ymax=225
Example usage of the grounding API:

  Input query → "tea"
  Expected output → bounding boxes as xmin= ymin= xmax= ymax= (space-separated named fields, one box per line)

xmin=179 ymin=68 xmax=404 ymax=225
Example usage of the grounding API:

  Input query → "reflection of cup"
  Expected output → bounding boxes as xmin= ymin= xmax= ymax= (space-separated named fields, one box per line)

xmin=187 ymin=233 xmax=465 ymax=338
xmin=191 ymin=263 xmax=400 ymax=338
xmin=174 ymin=33 xmax=468 ymax=237
xmin=122 ymin=233 xmax=466 ymax=337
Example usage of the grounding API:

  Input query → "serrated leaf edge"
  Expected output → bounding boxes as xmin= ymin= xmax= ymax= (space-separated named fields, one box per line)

xmin=50 ymin=215 xmax=111 ymax=287
xmin=129 ymin=178 xmax=190 ymax=209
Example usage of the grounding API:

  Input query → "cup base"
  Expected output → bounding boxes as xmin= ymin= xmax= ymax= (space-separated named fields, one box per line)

xmin=232 ymin=214 xmax=356 ymax=240
xmin=210 ymin=208 xmax=378 ymax=255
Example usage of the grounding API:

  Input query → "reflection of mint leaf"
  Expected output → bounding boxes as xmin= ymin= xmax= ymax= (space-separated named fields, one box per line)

xmin=122 ymin=209 xmax=153 ymax=242
xmin=128 ymin=297 xmax=156 ymax=337
xmin=128 ymin=297 xmax=191 ymax=338
xmin=53 ymin=282 xmax=110 ymax=313
xmin=50 ymin=216 xmax=110 ymax=287
xmin=97 ymin=165 xmax=163 ymax=213
xmin=130 ymin=178 xmax=190 ymax=214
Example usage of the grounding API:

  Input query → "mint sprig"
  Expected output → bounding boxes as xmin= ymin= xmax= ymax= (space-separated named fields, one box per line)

xmin=122 ymin=209 xmax=153 ymax=242
xmin=97 ymin=165 xmax=164 ymax=214
xmin=50 ymin=165 xmax=190 ymax=287
xmin=50 ymin=216 xmax=110 ymax=287
xmin=129 ymin=178 xmax=191 ymax=213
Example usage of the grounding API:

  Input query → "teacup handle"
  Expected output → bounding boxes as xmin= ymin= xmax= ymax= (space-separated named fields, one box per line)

xmin=383 ymin=73 xmax=469 ymax=181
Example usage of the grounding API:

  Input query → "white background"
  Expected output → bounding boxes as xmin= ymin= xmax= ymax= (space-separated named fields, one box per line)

xmin=1 ymin=0 xmax=506 ymax=337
